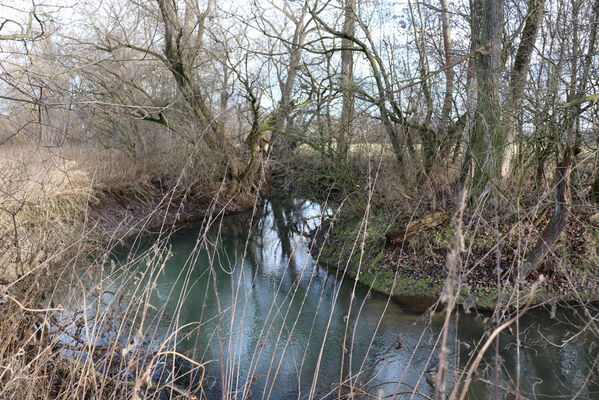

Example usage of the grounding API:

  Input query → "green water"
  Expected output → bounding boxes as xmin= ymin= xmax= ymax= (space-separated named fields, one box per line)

xmin=64 ymin=198 xmax=599 ymax=399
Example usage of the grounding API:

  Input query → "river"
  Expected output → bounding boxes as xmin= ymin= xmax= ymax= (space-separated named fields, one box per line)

xmin=57 ymin=198 xmax=599 ymax=399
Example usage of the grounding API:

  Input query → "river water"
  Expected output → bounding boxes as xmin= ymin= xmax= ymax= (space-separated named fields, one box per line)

xmin=60 ymin=198 xmax=599 ymax=399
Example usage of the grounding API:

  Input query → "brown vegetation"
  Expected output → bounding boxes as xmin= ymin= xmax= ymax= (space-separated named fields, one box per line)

xmin=1 ymin=0 xmax=598 ymax=398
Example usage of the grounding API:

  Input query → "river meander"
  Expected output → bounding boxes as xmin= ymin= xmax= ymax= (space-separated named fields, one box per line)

xmin=57 ymin=198 xmax=599 ymax=399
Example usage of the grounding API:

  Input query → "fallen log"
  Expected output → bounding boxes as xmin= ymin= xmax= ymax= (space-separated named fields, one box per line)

xmin=386 ymin=211 xmax=450 ymax=245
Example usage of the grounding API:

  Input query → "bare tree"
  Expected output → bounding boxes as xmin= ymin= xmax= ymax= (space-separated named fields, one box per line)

xmin=501 ymin=0 xmax=546 ymax=179
xmin=467 ymin=0 xmax=505 ymax=190
xmin=338 ymin=0 xmax=356 ymax=160
xmin=154 ymin=0 xmax=243 ymax=176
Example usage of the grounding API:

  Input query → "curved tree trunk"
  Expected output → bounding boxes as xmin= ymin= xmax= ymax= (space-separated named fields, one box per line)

xmin=520 ymin=148 xmax=575 ymax=280
xmin=156 ymin=0 xmax=243 ymax=178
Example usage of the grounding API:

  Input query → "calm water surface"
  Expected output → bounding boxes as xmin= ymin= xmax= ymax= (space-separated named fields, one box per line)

xmin=64 ymin=198 xmax=599 ymax=399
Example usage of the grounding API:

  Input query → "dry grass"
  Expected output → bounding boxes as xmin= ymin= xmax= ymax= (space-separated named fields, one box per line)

xmin=0 ymin=139 xmax=215 ymax=280
xmin=0 ymin=141 xmax=204 ymax=399
xmin=0 ymin=145 xmax=93 ymax=281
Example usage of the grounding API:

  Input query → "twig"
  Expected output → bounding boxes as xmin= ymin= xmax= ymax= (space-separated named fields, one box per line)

xmin=2 ymin=293 xmax=63 ymax=313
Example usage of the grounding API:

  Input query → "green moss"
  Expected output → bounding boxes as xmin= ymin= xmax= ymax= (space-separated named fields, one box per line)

xmin=318 ymin=207 xmax=578 ymax=312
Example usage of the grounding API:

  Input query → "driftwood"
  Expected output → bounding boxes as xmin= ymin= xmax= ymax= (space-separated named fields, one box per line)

xmin=386 ymin=211 xmax=450 ymax=245
xmin=520 ymin=148 xmax=575 ymax=280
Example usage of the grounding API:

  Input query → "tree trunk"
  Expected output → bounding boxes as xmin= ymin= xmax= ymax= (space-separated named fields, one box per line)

xmin=272 ymin=8 xmax=307 ymax=159
xmin=468 ymin=0 xmax=504 ymax=191
xmin=439 ymin=0 xmax=454 ymax=141
xmin=592 ymin=168 xmax=599 ymax=203
xmin=408 ymin=0 xmax=435 ymax=173
xmin=156 ymin=0 xmax=243 ymax=178
xmin=520 ymin=148 xmax=575 ymax=280
xmin=457 ymin=0 xmax=482 ymax=182
xmin=571 ymin=0 xmax=598 ymax=184
xmin=338 ymin=0 xmax=356 ymax=160
xmin=501 ymin=0 xmax=545 ymax=179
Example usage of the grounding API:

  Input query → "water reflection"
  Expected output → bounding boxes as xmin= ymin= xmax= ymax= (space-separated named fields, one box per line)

xmin=63 ymin=198 xmax=599 ymax=399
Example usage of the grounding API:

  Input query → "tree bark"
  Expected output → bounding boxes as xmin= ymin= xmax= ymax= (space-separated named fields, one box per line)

xmin=468 ymin=0 xmax=504 ymax=190
xmin=338 ymin=0 xmax=356 ymax=160
xmin=501 ymin=0 xmax=546 ymax=179
xmin=520 ymin=148 xmax=575 ymax=280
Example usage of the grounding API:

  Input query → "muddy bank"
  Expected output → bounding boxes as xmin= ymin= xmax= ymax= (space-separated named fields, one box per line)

xmin=88 ymin=179 xmax=262 ymax=247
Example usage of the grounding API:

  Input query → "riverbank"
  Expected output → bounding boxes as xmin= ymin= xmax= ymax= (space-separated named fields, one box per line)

xmin=0 ymin=144 xmax=258 ymax=283
xmin=313 ymin=192 xmax=599 ymax=312
xmin=1 ymin=145 xmax=598 ymax=398
xmin=263 ymin=155 xmax=599 ymax=313
xmin=0 ymin=145 xmax=260 ymax=399
xmin=4 ymin=144 xmax=598 ymax=313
